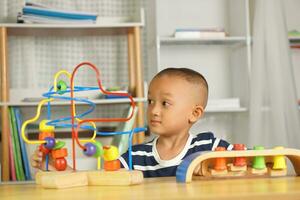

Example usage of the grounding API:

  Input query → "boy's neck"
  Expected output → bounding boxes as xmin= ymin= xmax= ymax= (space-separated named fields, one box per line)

xmin=156 ymin=130 xmax=190 ymax=160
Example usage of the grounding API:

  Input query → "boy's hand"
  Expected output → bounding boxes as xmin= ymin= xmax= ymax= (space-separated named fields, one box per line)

xmin=30 ymin=146 xmax=56 ymax=171
xmin=31 ymin=146 xmax=72 ymax=171
xmin=31 ymin=147 xmax=43 ymax=169
xmin=193 ymin=164 xmax=202 ymax=176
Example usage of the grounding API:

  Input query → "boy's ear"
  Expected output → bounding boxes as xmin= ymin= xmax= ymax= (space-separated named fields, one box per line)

xmin=189 ymin=105 xmax=204 ymax=123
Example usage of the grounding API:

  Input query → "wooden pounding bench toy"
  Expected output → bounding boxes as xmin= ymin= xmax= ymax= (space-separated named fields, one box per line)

xmin=176 ymin=144 xmax=300 ymax=183
xmin=21 ymin=62 xmax=146 ymax=189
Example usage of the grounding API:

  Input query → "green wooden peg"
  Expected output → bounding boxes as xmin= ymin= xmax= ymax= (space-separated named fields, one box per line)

xmin=252 ymin=145 xmax=266 ymax=169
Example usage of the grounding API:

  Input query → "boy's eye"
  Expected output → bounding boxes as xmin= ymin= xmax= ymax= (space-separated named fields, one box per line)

xmin=148 ymin=99 xmax=154 ymax=104
xmin=162 ymin=101 xmax=170 ymax=107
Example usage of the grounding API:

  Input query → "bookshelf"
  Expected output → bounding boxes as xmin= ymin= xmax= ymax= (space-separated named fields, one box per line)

xmin=0 ymin=9 xmax=145 ymax=181
xmin=152 ymin=0 xmax=251 ymax=142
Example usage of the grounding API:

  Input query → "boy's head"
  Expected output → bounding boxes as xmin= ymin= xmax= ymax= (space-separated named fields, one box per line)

xmin=147 ymin=68 xmax=208 ymax=136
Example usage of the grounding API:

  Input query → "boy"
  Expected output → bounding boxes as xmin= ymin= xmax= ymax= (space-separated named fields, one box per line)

xmin=31 ymin=68 xmax=232 ymax=177
xmin=118 ymin=68 xmax=232 ymax=177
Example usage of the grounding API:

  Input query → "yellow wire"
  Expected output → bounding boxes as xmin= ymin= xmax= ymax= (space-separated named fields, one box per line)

xmin=53 ymin=70 xmax=97 ymax=142
xmin=21 ymin=70 xmax=97 ymax=144
xmin=21 ymin=99 xmax=53 ymax=144
xmin=97 ymin=157 xmax=101 ymax=170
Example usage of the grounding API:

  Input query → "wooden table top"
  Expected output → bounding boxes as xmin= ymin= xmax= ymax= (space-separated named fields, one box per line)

xmin=1 ymin=176 xmax=300 ymax=200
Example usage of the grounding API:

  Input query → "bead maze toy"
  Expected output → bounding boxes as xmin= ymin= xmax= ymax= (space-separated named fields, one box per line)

xmin=176 ymin=144 xmax=300 ymax=183
xmin=21 ymin=62 xmax=146 ymax=189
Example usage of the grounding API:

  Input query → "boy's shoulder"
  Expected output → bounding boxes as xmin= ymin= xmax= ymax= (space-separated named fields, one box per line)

xmin=191 ymin=131 xmax=215 ymax=142
xmin=131 ymin=138 xmax=155 ymax=152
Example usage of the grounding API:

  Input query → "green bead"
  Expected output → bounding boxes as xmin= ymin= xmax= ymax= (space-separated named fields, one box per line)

xmin=93 ymin=141 xmax=104 ymax=158
xmin=53 ymin=141 xmax=66 ymax=150
xmin=252 ymin=145 xmax=266 ymax=169
xmin=57 ymin=80 xmax=67 ymax=95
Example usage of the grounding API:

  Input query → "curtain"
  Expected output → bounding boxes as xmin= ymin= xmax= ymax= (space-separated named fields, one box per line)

xmin=249 ymin=0 xmax=300 ymax=148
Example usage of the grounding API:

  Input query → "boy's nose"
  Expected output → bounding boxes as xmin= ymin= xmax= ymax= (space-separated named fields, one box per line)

xmin=149 ymin=104 xmax=160 ymax=116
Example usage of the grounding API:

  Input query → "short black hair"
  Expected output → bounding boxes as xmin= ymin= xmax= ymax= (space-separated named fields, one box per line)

xmin=153 ymin=68 xmax=209 ymax=107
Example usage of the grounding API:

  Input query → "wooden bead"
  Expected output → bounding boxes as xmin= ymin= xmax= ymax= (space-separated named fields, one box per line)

xmin=52 ymin=148 xmax=68 ymax=159
xmin=104 ymin=160 xmax=121 ymax=171
xmin=39 ymin=120 xmax=55 ymax=132
xmin=44 ymin=137 xmax=56 ymax=149
xmin=93 ymin=141 xmax=104 ymax=158
xmin=103 ymin=145 xmax=119 ymax=161
xmin=54 ymin=158 xmax=67 ymax=171
xmin=53 ymin=140 xmax=66 ymax=150
xmin=83 ymin=143 xmax=97 ymax=157
xmin=38 ymin=132 xmax=54 ymax=141
xmin=57 ymin=80 xmax=67 ymax=95
xmin=39 ymin=144 xmax=50 ymax=155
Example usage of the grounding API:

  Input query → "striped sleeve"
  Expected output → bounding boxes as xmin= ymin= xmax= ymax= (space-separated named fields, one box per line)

xmin=189 ymin=132 xmax=232 ymax=152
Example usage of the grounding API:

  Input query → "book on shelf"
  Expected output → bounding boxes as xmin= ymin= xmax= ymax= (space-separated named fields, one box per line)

xmin=7 ymin=107 xmax=31 ymax=181
xmin=8 ymin=107 xmax=25 ymax=181
xmin=174 ymin=28 xmax=226 ymax=39
xmin=288 ymin=29 xmax=300 ymax=37
xmin=17 ymin=1 xmax=98 ymax=24
xmin=14 ymin=108 xmax=32 ymax=180
xmin=8 ymin=132 xmax=17 ymax=181
xmin=17 ymin=13 xmax=96 ymax=24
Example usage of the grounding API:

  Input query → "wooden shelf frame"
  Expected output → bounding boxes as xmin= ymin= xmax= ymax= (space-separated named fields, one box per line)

xmin=0 ymin=9 xmax=145 ymax=181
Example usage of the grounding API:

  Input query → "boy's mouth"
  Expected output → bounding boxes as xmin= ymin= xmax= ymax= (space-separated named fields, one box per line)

xmin=150 ymin=119 xmax=161 ymax=126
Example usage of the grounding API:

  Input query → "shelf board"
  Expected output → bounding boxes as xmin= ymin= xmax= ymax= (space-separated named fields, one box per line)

xmin=0 ymin=21 xmax=143 ymax=29
xmin=205 ymin=107 xmax=247 ymax=113
xmin=0 ymin=97 xmax=147 ymax=106
xmin=159 ymin=36 xmax=248 ymax=45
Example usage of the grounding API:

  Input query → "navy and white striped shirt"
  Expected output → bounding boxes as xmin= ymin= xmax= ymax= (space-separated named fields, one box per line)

xmin=119 ymin=132 xmax=232 ymax=178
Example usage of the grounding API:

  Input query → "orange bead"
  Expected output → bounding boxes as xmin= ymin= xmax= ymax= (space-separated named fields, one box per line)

xmin=214 ymin=146 xmax=227 ymax=170
xmin=233 ymin=144 xmax=247 ymax=167
xmin=38 ymin=132 xmax=54 ymax=140
xmin=52 ymin=148 xmax=68 ymax=159
xmin=104 ymin=159 xmax=121 ymax=171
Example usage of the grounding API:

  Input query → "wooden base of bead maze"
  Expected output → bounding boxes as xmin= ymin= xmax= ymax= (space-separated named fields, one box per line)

xmin=36 ymin=171 xmax=88 ymax=189
xmin=87 ymin=169 xmax=143 ymax=186
xmin=176 ymin=148 xmax=300 ymax=183
xmin=36 ymin=169 xmax=143 ymax=189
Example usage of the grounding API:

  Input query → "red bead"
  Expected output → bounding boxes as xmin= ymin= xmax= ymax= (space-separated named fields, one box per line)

xmin=214 ymin=147 xmax=227 ymax=170
xmin=39 ymin=144 xmax=50 ymax=155
xmin=54 ymin=158 xmax=67 ymax=171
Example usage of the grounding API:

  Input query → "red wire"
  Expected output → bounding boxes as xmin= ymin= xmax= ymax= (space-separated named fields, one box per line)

xmin=70 ymin=62 xmax=136 ymax=170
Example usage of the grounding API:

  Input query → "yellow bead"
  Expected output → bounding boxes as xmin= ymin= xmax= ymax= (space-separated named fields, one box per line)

xmin=39 ymin=120 xmax=55 ymax=132
xmin=103 ymin=145 xmax=119 ymax=161
xmin=273 ymin=146 xmax=287 ymax=169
